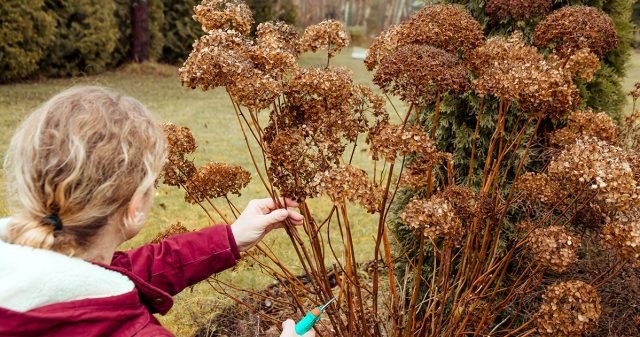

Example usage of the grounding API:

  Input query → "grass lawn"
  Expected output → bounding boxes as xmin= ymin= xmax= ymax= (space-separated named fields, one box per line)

xmin=1 ymin=49 xmax=640 ymax=336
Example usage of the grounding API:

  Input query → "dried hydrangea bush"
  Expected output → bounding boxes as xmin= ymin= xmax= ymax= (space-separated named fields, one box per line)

xmin=159 ymin=1 xmax=640 ymax=336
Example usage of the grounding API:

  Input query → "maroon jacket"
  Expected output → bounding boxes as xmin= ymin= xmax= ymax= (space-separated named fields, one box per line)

xmin=0 ymin=224 xmax=240 ymax=337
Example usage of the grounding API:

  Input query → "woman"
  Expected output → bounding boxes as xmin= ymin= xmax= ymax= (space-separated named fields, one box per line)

xmin=0 ymin=86 xmax=313 ymax=337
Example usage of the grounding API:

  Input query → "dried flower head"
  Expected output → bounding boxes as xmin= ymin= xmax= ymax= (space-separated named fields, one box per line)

xmin=534 ymin=6 xmax=618 ymax=58
xmin=558 ymin=48 xmax=601 ymax=82
xmin=367 ymin=122 xmax=437 ymax=161
xmin=281 ymin=66 xmax=383 ymax=145
xmin=185 ymin=162 xmax=251 ymax=203
xmin=299 ymin=20 xmax=350 ymax=58
xmin=264 ymin=67 xmax=388 ymax=199
xmin=160 ymin=123 xmax=197 ymax=187
xmin=485 ymin=0 xmax=552 ymax=22
xmin=193 ymin=0 xmax=254 ymax=35
xmin=471 ymin=32 xmax=578 ymax=118
xmin=373 ymin=44 xmax=468 ymax=104
xmin=364 ymin=25 xmax=402 ymax=71
xmin=179 ymin=29 xmax=254 ymax=91
xmin=310 ymin=165 xmax=382 ymax=213
xmin=401 ymin=152 xmax=452 ymax=190
xmin=151 ymin=222 xmax=190 ymax=244
xmin=527 ymin=225 xmax=580 ymax=272
xmin=163 ymin=123 xmax=197 ymax=157
xmin=286 ymin=66 xmax=353 ymax=108
xmin=548 ymin=136 xmax=640 ymax=213
xmin=515 ymin=172 xmax=564 ymax=207
xmin=396 ymin=4 xmax=483 ymax=56
xmin=602 ymin=217 xmax=640 ymax=264
xmin=265 ymin=131 xmax=328 ymax=201
xmin=401 ymin=195 xmax=464 ymax=240
xmin=438 ymin=185 xmax=479 ymax=224
xmin=550 ymin=109 xmax=618 ymax=147
xmin=251 ymin=21 xmax=300 ymax=75
xmin=227 ymin=68 xmax=282 ymax=110
xmin=536 ymin=280 xmax=601 ymax=337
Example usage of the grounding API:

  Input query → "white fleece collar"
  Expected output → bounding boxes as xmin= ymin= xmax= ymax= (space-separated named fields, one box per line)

xmin=0 ymin=217 xmax=135 ymax=312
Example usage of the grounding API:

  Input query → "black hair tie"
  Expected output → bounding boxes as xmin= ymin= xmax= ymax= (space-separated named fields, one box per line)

xmin=43 ymin=214 xmax=63 ymax=231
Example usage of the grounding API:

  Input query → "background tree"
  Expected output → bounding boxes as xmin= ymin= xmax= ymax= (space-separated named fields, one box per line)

xmin=113 ymin=0 xmax=164 ymax=65
xmin=41 ymin=0 xmax=119 ymax=77
xmin=0 ymin=0 xmax=55 ymax=82
xmin=131 ymin=0 xmax=151 ymax=62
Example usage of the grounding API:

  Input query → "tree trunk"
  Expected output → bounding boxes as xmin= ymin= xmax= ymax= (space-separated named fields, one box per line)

xmin=131 ymin=0 xmax=150 ymax=63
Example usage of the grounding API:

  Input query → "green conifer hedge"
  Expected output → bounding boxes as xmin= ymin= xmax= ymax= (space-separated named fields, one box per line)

xmin=0 ymin=0 xmax=55 ymax=82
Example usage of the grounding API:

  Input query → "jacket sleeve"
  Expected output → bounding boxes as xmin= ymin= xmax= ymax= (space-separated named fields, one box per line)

xmin=110 ymin=224 xmax=241 ymax=296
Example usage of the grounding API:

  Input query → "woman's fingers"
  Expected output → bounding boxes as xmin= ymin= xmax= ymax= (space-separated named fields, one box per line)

xmin=287 ymin=209 xmax=304 ymax=223
xmin=265 ymin=209 xmax=304 ymax=231
xmin=280 ymin=319 xmax=315 ymax=337
xmin=255 ymin=197 xmax=300 ymax=212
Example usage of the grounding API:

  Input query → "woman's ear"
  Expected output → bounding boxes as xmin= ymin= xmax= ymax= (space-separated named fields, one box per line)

xmin=123 ymin=187 xmax=154 ymax=239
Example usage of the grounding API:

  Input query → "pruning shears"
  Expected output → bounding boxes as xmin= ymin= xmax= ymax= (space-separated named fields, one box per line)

xmin=295 ymin=297 xmax=336 ymax=335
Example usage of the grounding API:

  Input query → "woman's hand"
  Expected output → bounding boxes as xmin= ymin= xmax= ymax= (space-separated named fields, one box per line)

xmin=280 ymin=319 xmax=315 ymax=337
xmin=231 ymin=198 xmax=304 ymax=251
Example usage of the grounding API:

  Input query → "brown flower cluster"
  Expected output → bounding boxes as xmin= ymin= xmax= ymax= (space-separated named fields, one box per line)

xmin=180 ymin=17 xmax=301 ymax=110
xmin=438 ymin=185 xmax=479 ymax=224
xmin=263 ymin=68 xmax=388 ymax=200
xmin=367 ymin=122 xmax=437 ymax=161
xmin=364 ymin=25 xmax=402 ymax=71
xmin=264 ymin=132 xmax=320 ymax=201
xmin=536 ymin=280 xmax=601 ymax=337
xmin=550 ymin=109 xmax=618 ymax=147
xmin=602 ymin=217 xmax=640 ymax=264
xmin=515 ymin=172 xmax=563 ymax=207
xmin=527 ymin=225 xmax=580 ymax=272
xmin=179 ymin=29 xmax=254 ymax=91
xmin=227 ymin=70 xmax=283 ymax=110
xmin=278 ymin=67 xmax=386 ymax=146
xmin=548 ymin=136 xmax=640 ymax=212
xmin=310 ymin=165 xmax=382 ymax=214
xmin=397 ymin=4 xmax=483 ymax=56
xmin=372 ymin=44 xmax=468 ymax=104
xmin=401 ymin=195 xmax=463 ymax=240
xmin=365 ymin=4 xmax=482 ymax=74
xmin=485 ymin=0 xmax=552 ymax=22
xmin=368 ymin=121 xmax=446 ymax=189
xmin=151 ymin=222 xmax=190 ymax=244
xmin=160 ymin=123 xmax=197 ymax=187
xmin=184 ymin=162 xmax=251 ymax=203
xmin=401 ymin=152 xmax=452 ymax=190
xmin=557 ymin=48 xmax=601 ymax=82
xmin=252 ymin=21 xmax=300 ymax=75
xmin=193 ymin=0 xmax=254 ymax=35
xmin=470 ymin=32 xmax=578 ymax=118
xmin=534 ymin=6 xmax=619 ymax=58
xmin=299 ymin=20 xmax=350 ymax=58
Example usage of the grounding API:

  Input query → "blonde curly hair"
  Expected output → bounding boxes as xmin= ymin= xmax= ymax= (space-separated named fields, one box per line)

xmin=3 ymin=86 xmax=167 ymax=255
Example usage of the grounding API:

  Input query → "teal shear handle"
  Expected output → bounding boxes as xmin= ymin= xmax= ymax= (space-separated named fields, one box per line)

xmin=295 ymin=297 xmax=336 ymax=335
